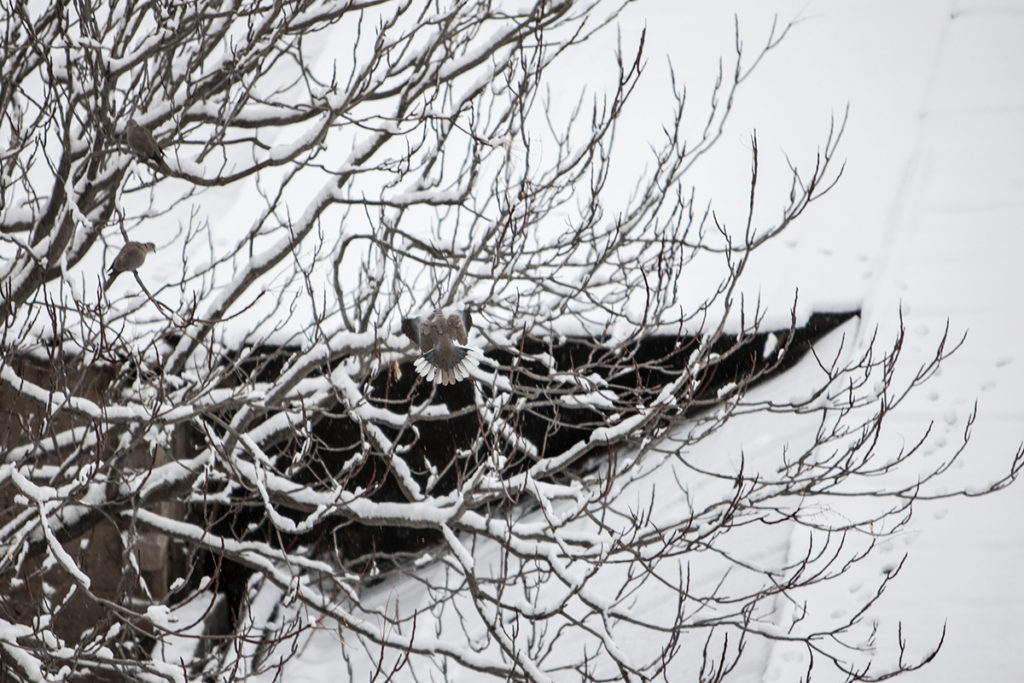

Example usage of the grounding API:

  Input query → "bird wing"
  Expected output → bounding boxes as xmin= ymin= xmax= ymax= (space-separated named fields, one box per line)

xmin=128 ymin=124 xmax=162 ymax=159
xmin=419 ymin=317 xmax=439 ymax=351
xmin=401 ymin=317 xmax=424 ymax=350
xmin=112 ymin=244 xmax=145 ymax=272
xmin=143 ymin=130 xmax=161 ymax=157
xmin=448 ymin=313 xmax=468 ymax=345
xmin=110 ymin=248 xmax=131 ymax=273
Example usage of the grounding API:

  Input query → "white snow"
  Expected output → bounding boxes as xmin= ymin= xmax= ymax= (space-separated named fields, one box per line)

xmin=245 ymin=1 xmax=1024 ymax=680
xmin=2 ymin=0 xmax=1019 ymax=680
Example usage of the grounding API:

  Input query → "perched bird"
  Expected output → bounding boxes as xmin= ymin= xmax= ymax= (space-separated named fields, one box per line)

xmin=126 ymin=118 xmax=167 ymax=171
xmin=104 ymin=241 xmax=156 ymax=291
xmin=401 ymin=308 xmax=479 ymax=385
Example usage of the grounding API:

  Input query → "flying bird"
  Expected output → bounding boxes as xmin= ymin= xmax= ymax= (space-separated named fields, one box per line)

xmin=401 ymin=308 xmax=479 ymax=385
xmin=104 ymin=241 xmax=156 ymax=291
xmin=126 ymin=118 xmax=168 ymax=171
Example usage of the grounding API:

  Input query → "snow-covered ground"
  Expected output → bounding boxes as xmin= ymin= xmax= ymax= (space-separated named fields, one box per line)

xmin=830 ymin=1 xmax=1024 ymax=679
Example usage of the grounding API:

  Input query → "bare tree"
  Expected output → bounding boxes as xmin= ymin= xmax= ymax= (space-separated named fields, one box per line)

xmin=1 ymin=1 xmax=1020 ymax=681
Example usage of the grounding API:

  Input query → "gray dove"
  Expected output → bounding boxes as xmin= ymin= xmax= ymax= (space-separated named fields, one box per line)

xmin=401 ymin=309 xmax=479 ymax=385
xmin=104 ymin=241 xmax=156 ymax=291
xmin=126 ymin=118 xmax=168 ymax=171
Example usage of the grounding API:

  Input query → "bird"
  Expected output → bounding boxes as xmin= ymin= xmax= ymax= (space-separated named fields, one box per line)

xmin=104 ymin=241 xmax=156 ymax=291
xmin=126 ymin=118 xmax=168 ymax=171
xmin=401 ymin=308 xmax=479 ymax=385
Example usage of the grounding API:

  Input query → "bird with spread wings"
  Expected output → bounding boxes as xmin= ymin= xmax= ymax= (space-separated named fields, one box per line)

xmin=401 ymin=308 xmax=479 ymax=385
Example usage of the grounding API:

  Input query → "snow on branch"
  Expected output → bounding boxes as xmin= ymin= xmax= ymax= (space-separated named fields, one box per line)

xmin=0 ymin=1 xmax=1016 ymax=681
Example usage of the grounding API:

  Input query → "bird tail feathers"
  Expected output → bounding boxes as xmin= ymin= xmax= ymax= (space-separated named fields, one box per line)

xmin=413 ymin=346 xmax=480 ymax=385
